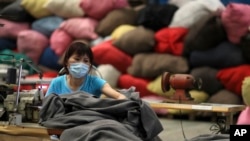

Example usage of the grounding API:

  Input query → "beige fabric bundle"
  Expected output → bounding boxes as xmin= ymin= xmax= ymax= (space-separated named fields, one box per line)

xmin=113 ymin=26 xmax=155 ymax=56
xmin=96 ymin=8 xmax=137 ymax=37
xmin=242 ymin=76 xmax=250 ymax=105
xmin=127 ymin=53 xmax=189 ymax=78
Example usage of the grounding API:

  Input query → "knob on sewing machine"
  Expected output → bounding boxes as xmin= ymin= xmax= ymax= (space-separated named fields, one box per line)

xmin=161 ymin=72 xmax=202 ymax=103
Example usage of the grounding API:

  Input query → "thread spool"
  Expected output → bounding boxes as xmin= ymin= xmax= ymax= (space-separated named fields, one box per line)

xmin=6 ymin=68 xmax=17 ymax=84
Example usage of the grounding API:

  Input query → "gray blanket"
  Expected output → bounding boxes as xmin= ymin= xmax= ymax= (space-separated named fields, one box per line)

xmin=39 ymin=87 xmax=163 ymax=141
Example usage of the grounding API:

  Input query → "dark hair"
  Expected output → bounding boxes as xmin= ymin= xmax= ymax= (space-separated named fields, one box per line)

xmin=63 ymin=41 xmax=93 ymax=74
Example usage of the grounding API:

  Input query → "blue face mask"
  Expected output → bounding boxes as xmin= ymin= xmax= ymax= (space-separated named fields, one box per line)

xmin=69 ymin=63 xmax=89 ymax=78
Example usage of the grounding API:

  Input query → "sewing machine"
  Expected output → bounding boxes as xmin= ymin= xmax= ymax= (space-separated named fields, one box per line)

xmin=0 ymin=88 xmax=44 ymax=124
xmin=0 ymin=55 xmax=46 ymax=125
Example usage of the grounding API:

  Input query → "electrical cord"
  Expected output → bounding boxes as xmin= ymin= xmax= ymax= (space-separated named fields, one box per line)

xmin=178 ymin=96 xmax=188 ymax=141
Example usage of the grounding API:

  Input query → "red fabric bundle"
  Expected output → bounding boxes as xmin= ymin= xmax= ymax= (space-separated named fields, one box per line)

xmin=92 ymin=40 xmax=132 ymax=73
xmin=154 ymin=27 xmax=188 ymax=56
xmin=118 ymin=74 xmax=157 ymax=98
xmin=216 ymin=64 xmax=250 ymax=95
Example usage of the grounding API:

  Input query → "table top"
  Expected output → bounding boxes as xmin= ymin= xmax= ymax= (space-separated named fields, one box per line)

xmin=149 ymin=102 xmax=246 ymax=113
xmin=0 ymin=122 xmax=50 ymax=137
xmin=0 ymin=122 xmax=63 ymax=137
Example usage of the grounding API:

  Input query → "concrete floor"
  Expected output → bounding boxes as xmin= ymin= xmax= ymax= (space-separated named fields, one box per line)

xmin=158 ymin=117 xmax=220 ymax=141
xmin=0 ymin=117 xmax=228 ymax=141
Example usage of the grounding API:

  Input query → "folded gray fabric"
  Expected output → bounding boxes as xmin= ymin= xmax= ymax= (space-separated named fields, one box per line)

xmin=186 ymin=134 xmax=229 ymax=141
xmin=39 ymin=87 xmax=163 ymax=141
xmin=60 ymin=119 xmax=142 ymax=141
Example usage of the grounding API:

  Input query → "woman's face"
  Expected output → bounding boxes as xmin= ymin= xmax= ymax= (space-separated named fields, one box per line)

xmin=67 ymin=53 xmax=91 ymax=66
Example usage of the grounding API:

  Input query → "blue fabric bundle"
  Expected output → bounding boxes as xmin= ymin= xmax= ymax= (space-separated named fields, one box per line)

xmin=220 ymin=0 xmax=250 ymax=5
xmin=147 ymin=0 xmax=168 ymax=4
xmin=31 ymin=16 xmax=64 ymax=37
xmin=0 ymin=38 xmax=16 ymax=51
xmin=189 ymin=41 xmax=246 ymax=69
xmin=38 ymin=47 xmax=62 ymax=71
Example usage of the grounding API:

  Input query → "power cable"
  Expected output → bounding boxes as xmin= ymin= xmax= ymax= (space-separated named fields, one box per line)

xmin=178 ymin=96 xmax=188 ymax=141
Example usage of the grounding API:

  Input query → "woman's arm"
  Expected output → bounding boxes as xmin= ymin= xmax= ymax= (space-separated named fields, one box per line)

xmin=101 ymin=83 xmax=127 ymax=99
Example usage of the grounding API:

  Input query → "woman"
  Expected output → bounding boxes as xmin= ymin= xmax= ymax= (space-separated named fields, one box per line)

xmin=45 ymin=41 xmax=126 ymax=99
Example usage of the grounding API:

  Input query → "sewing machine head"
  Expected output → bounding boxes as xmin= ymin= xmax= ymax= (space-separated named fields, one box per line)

xmin=0 ymin=88 xmax=43 ymax=123
xmin=0 ymin=55 xmax=45 ymax=124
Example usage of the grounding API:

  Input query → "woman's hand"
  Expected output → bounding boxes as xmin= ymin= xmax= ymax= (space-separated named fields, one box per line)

xmin=102 ymin=83 xmax=127 ymax=99
xmin=117 ymin=93 xmax=127 ymax=99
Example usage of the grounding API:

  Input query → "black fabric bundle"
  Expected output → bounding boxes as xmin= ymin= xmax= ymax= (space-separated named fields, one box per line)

xmin=240 ymin=33 xmax=250 ymax=63
xmin=136 ymin=4 xmax=178 ymax=31
xmin=190 ymin=67 xmax=223 ymax=95
xmin=0 ymin=0 xmax=35 ymax=22
xmin=183 ymin=16 xmax=228 ymax=57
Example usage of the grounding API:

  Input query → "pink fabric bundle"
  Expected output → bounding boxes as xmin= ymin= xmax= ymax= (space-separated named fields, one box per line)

xmin=17 ymin=30 xmax=49 ymax=63
xmin=154 ymin=27 xmax=188 ymax=56
xmin=216 ymin=65 xmax=250 ymax=95
xmin=237 ymin=106 xmax=250 ymax=125
xmin=0 ymin=19 xmax=29 ymax=39
xmin=79 ymin=0 xmax=128 ymax=20
xmin=221 ymin=3 xmax=250 ymax=44
xmin=59 ymin=17 xmax=98 ymax=40
xmin=92 ymin=40 xmax=132 ymax=73
xmin=50 ymin=29 xmax=73 ymax=56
